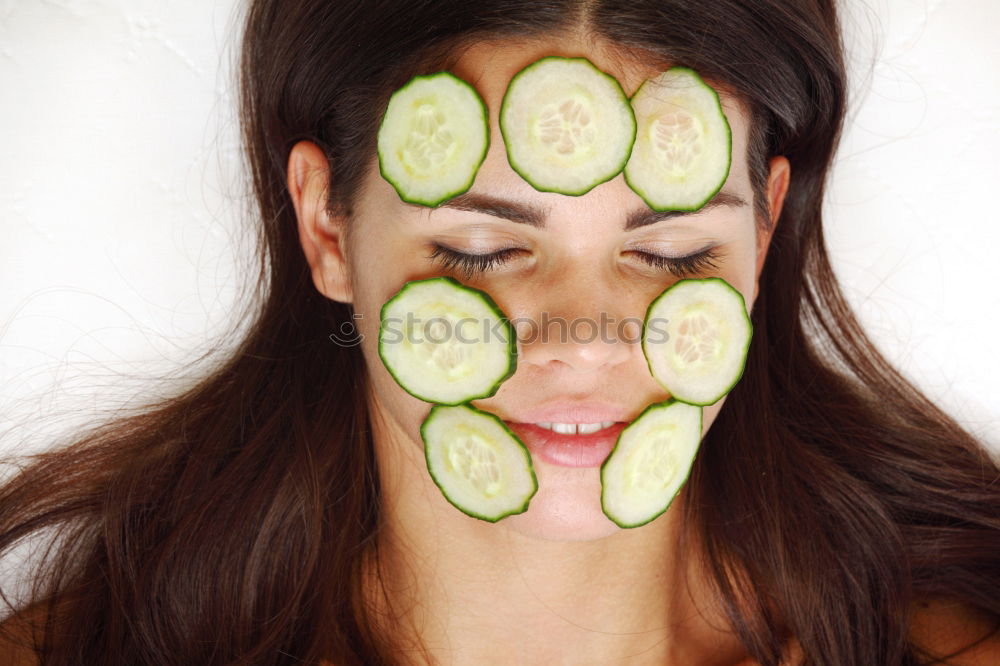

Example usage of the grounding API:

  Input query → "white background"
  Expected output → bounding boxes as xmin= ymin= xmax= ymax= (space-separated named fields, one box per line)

xmin=1 ymin=0 xmax=998 ymax=455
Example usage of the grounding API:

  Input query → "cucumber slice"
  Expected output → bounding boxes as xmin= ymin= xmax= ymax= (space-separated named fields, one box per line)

xmin=422 ymin=403 xmax=538 ymax=522
xmin=377 ymin=71 xmax=489 ymax=207
xmin=378 ymin=276 xmax=517 ymax=405
xmin=499 ymin=56 xmax=636 ymax=195
xmin=624 ymin=67 xmax=732 ymax=211
xmin=641 ymin=277 xmax=752 ymax=406
xmin=601 ymin=399 xmax=702 ymax=528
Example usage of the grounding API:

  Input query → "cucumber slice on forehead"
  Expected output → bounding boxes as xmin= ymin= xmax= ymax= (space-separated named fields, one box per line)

xmin=377 ymin=71 xmax=489 ymax=207
xmin=624 ymin=67 xmax=732 ymax=211
xmin=422 ymin=403 xmax=538 ymax=522
xmin=500 ymin=56 xmax=636 ymax=195
xmin=601 ymin=399 xmax=702 ymax=528
xmin=642 ymin=277 xmax=752 ymax=406
xmin=378 ymin=276 xmax=517 ymax=405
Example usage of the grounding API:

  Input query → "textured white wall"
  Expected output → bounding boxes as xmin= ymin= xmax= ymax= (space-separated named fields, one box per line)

xmin=1 ymin=0 xmax=998 ymax=456
xmin=830 ymin=0 xmax=1000 ymax=451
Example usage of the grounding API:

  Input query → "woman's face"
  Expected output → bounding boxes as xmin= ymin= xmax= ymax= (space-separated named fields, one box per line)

xmin=297 ymin=34 xmax=788 ymax=542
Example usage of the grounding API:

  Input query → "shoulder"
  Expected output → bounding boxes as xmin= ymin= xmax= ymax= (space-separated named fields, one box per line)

xmin=732 ymin=599 xmax=999 ymax=666
xmin=909 ymin=598 xmax=1000 ymax=666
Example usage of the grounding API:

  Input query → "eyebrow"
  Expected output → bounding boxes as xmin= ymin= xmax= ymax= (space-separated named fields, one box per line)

xmin=623 ymin=191 xmax=749 ymax=230
xmin=427 ymin=189 xmax=748 ymax=230
xmin=434 ymin=192 xmax=547 ymax=227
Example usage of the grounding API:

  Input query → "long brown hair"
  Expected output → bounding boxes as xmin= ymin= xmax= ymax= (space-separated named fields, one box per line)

xmin=2 ymin=1 xmax=997 ymax=664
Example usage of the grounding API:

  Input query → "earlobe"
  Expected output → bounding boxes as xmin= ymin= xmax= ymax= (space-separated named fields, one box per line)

xmin=287 ymin=140 xmax=353 ymax=303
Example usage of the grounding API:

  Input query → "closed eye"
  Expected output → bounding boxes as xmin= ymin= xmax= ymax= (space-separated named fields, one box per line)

xmin=627 ymin=248 xmax=721 ymax=277
xmin=427 ymin=243 xmax=722 ymax=279
xmin=427 ymin=243 xmax=525 ymax=278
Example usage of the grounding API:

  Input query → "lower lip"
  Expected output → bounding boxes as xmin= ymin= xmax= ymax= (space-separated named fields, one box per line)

xmin=504 ymin=422 xmax=628 ymax=468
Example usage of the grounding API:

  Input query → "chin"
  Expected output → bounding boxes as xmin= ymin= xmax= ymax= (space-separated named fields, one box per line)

xmin=500 ymin=458 xmax=624 ymax=542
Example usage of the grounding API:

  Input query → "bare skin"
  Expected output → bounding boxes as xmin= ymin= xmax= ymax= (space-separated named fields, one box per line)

xmin=290 ymin=30 xmax=792 ymax=666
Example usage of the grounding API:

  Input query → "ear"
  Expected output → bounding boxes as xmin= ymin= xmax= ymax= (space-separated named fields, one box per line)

xmin=287 ymin=140 xmax=353 ymax=303
xmin=754 ymin=155 xmax=791 ymax=285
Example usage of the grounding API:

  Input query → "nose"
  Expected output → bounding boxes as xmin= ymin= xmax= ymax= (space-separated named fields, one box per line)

xmin=513 ymin=300 xmax=637 ymax=374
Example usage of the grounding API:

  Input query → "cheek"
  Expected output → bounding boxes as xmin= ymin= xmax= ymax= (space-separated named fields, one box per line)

xmin=346 ymin=247 xmax=446 ymax=442
xmin=719 ymin=229 xmax=761 ymax=311
xmin=345 ymin=227 xmax=428 ymax=347
xmin=701 ymin=397 xmax=726 ymax=436
xmin=353 ymin=294 xmax=432 ymax=449
xmin=342 ymin=243 xmax=404 ymax=399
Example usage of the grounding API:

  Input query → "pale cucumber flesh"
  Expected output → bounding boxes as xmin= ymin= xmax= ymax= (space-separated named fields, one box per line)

xmin=500 ymin=56 xmax=636 ymax=195
xmin=422 ymin=403 xmax=537 ymax=522
xmin=624 ymin=66 xmax=732 ymax=211
xmin=642 ymin=277 xmax=752 ymax=406
xmin=378 ymin=277 xmax=517 ymax=405
xmin=377 ymin=72 xmax=489 ymax=207
xmin=601 ymin=399 xmax=703 ymax=528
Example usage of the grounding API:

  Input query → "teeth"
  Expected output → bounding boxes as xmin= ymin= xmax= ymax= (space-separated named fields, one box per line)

xmin=533 ymin=421 xmax=616 ymax=434
xmin=577 ymin=422 xmax=605 ymax=435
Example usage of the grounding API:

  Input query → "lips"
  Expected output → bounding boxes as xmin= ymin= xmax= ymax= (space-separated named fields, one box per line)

xmin=491 ymin=400 xmax=638 ymax=468
xmin=504 ymin=420 xmax=628 ymax=468
xmin=502 ymin=401 xmax=634 ymax=425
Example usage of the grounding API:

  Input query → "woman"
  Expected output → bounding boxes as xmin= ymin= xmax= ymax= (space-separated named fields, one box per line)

xmin=1 ymin=0 xmax=998 ymax=664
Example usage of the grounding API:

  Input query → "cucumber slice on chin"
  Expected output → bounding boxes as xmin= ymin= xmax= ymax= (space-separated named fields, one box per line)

xmin=422 ymin=403 xmax=538 ymax=522
xmin=601 ymin=399 xmax=703 ymax=528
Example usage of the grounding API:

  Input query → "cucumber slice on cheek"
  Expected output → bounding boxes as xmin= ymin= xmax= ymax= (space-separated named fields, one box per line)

xmin=378 ymin=277 xmax=517 ymax=405
xmin=641 ymin=277 xmax=752 ymax=406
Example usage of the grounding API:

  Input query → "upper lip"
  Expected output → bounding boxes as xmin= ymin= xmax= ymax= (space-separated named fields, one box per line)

xmin=499 ymin=401 xmax=637 ymax=424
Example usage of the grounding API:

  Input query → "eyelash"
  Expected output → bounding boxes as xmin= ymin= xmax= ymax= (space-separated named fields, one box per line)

xmin=427 ymin=243 xmax=721 ymax=278
xmin=427 ymin=244 xmax=525 ymax=278
xmin=629 ymin=248 xmax=721 ymax=277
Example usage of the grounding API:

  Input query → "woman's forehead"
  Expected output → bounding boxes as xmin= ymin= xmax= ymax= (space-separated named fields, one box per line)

xmin=438 ymin=35 xmax=753 ymax=208
xmin=449 ymin=33 xmax=746 ymax=115
xmin=451 ymin=33 xmax=659 ymax=99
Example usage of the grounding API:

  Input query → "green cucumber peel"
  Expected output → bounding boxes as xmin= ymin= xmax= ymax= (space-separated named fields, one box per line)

xmin=377 ymin=71 xmax=490 ymax=207
xmin=378 ymin=276 xmax=518 ymax=405
xmin=499 ymin=55 xmax=636 ymax=196
xmin=641 ymin=277 xmax=752 ymax=406
xmin=422 ymin=402 xmax=538 ymax=522
xmin=600 ymin=398 xmax=703 ymax=528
